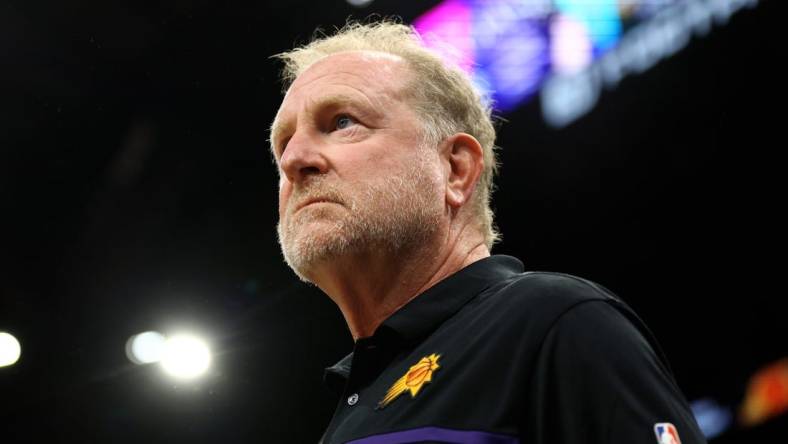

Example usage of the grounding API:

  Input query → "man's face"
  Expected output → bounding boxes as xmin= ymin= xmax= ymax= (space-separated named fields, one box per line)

xmin=271 ymin=51 xmax=445 ymax=280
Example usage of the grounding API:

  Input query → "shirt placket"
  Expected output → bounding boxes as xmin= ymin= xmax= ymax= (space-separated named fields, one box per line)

xmin=322 ymin=338 xmax=384 ymax=442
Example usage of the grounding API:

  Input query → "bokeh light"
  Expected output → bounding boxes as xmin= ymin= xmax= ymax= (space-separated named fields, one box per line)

xmin=0 ymin=331 xmax=22 ymax=367
xmin=346 ymin=0 xmax=374 ymax=7
xmin=126 ymin=331 xmax=167 ymax=365
xmin=160 ymin=334 xmax=212 ymax=379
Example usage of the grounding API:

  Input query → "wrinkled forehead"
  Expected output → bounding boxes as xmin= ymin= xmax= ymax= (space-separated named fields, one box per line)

xmin=270 ymin=51 xmax=416 ymax=149
xmin=288 ymin=50 xmax=409 ymax=95
xmin=279 ymin=51 xmax=415 ymax=115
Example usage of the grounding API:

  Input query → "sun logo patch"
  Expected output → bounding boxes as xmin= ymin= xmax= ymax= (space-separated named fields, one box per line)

xmin=378 ymin=353 xmax=441 ymax=409
xmin=654 ymin=422 xmax=682 ymax=444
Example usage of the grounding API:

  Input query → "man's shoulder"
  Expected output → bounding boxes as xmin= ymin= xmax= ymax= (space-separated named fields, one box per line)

xmin=481 ymin=269 xmax=622 ymax=314
xmin=465 ymin=268 xmax=670 ymax=371
xmin=461 ymin=269 xmax=647 ymax=344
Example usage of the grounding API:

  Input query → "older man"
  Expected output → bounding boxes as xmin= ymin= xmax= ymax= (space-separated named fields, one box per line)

xmin=270 ymin=21 xmax=705 ymax=444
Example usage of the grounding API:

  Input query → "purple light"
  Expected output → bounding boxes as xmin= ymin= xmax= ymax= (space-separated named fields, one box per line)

xmin=414 ymin=0 xmax=551 ymax=111
xmin=413 ymin=0 xmax=475 ymax=74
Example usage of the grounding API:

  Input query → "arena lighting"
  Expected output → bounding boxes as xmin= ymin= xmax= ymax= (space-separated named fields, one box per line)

xmin=346 ymin=0 xmax=374 ymax=7
xmin=541 ymin=0 xmax=759 ymax=127
xmin=126 ymin=331 xmax=167 ymax=365
xmin=550 ymin=14 xmax=593 ymax=75
xmin=0 ymin=331 xmax=22 ymax=367
xmin=690 ymin=398 xmax=733 ymax=439
xmin=126 ymin=331 xmax=212 ymax=379
xmin=160 ymin=333 xmax=212 ymax=379
xmin=413 ymin=0 xmax=759 ymax=125
xmin=739 ymin=357 xmax=788 ymax=426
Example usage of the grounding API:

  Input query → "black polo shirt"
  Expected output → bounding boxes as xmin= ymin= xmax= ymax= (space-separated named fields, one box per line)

xmin=320 ymin=255 xmax=706 ymax=444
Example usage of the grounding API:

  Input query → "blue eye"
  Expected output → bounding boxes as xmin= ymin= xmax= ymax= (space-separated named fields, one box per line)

xmin=335 ymin=115 xmax=355 ymax=130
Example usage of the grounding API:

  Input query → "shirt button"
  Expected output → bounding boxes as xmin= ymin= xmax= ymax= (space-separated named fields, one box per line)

xmin=347 ymin=393 xmax=359 ymax=406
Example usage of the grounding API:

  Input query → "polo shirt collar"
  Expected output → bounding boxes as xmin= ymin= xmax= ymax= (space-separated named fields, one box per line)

xmin=324 ymin=255 xmax=524 ymax=391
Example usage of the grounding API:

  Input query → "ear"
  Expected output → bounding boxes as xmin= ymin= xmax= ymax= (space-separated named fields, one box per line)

xmin=441 ymin=133 xmax=484 ymax=209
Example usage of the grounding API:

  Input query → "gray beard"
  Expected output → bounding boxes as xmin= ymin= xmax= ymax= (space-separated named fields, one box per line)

xmin=277 ymin=157 xmax=442 ymax=283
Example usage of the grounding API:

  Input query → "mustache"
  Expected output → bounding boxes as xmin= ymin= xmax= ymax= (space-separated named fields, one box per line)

xmin=287 ymin=177 xmax=347 ymax=214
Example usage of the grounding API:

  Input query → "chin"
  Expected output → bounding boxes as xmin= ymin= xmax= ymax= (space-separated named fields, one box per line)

xmin=279 ymin=225 xmax=353 ymax=282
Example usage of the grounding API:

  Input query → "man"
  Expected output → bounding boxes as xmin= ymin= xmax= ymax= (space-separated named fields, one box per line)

xmin=270 ymin=20 xmax=706 ymax=444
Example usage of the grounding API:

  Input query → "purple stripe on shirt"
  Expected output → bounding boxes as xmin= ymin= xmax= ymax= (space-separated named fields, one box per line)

xmin=345 ymin=426 xmax=520 ymax=444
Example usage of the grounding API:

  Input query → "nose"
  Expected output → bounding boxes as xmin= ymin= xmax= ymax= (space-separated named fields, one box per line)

xmin=279 ymin=130 xmax=329 ymax=184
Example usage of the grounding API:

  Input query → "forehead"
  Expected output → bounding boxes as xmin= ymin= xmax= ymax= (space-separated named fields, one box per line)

xmin=272 ymin=51 xmax=413 ymax=137
xmin=288 ymin=50 xmax=410 ymax=101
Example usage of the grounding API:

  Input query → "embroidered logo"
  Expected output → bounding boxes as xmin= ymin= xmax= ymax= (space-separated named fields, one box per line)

xmin=378 ymin=353 xmax=441 ymax=409
xmin=654 ymin=422 xmax=682 ymax=444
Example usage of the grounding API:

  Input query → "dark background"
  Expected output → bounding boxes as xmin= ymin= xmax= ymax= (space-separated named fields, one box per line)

xmin=0 ymin=0 xmax=784 ymax=442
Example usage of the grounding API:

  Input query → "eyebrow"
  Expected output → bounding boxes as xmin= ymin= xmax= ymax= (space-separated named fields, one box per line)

xmin=269 ymin=92 xmax=383 ymax=158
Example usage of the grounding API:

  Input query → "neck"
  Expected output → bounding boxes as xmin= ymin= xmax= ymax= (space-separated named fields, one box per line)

xmin=308 ymin=224 xmax=490 ymax=340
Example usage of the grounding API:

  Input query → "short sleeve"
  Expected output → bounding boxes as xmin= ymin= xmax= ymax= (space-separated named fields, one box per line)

xmin=525 ymin=300 xmax=707 ymax=444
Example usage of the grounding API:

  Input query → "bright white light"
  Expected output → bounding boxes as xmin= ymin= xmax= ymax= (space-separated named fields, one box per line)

xmin=0 ymin=332 xmax=22 ymax=367
xmin=126 ymin=331 xmax=166 ymax=364
xmin=346 ymin=0 xmax=374 ymax=7
xmin=551 ymin=14 xmax=593 ymax=75
xmin=160 ymin=334 xmax=211 ymax=379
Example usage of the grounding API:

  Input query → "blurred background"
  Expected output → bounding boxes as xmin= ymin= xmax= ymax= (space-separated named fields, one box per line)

xmin=1 ymin=0 xmax=785 ymax=442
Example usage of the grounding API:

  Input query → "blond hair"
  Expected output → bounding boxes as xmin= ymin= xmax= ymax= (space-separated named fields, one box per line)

xmin=273 ymin=19 xmax=501 ymax=249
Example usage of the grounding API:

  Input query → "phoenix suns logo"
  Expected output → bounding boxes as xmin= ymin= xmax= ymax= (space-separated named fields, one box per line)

xmin=378 ymin=353 xmax=441 ymax=409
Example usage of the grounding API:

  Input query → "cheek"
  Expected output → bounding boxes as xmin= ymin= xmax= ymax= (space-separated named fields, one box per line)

xmin=278 ymin=178 xmax=292 ymax=218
